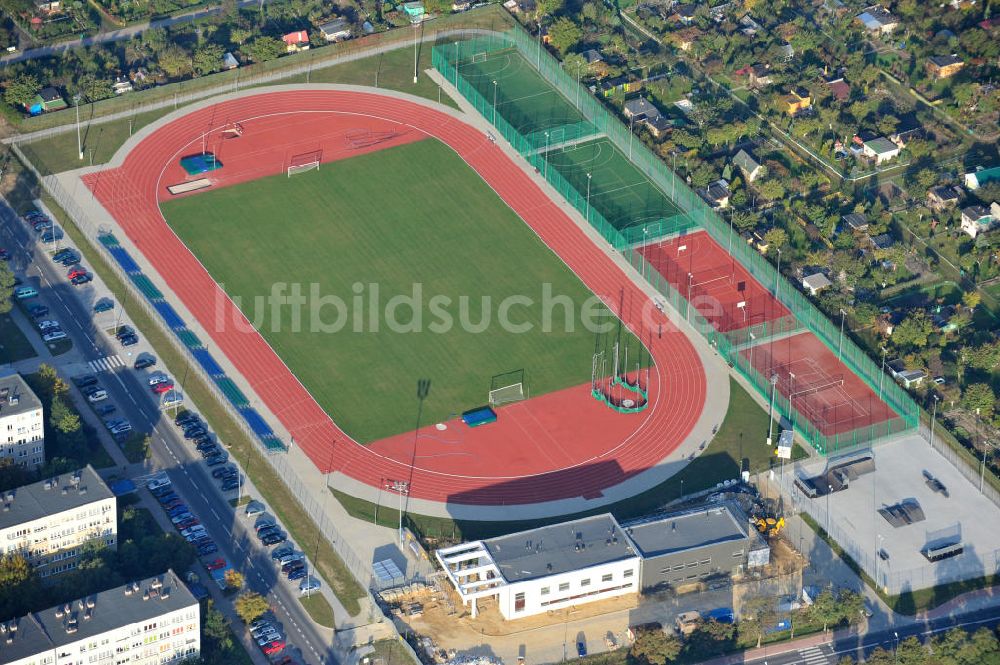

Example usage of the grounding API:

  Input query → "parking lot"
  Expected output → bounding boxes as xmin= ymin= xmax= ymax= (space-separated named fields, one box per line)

xmin=783 ymin=434 xmax=1000 ymax=593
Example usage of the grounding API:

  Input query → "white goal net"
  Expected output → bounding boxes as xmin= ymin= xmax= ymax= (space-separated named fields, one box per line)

xmin=489 ymin=382 xmax=525 ymax=407
xmin=287 ymin=150 xmax=323 ymax=177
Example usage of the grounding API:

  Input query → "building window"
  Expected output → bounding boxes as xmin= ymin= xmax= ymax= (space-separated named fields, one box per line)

xmin=601 ymin=573 xmax=613 ymax=583
xmin=514 ymin=593 xmax=525 ymax=612
xmin=700 ymin=559 xmax=711 ymax=566
xmin=558 ymin=582 xmax=570 ymax=592
xmin=540 ymin=587 xmax=550 ymax=596
xmin=623 ymin=569 xmax=634 ymax=578
xmin=580 ymin=578 xmax=591 ymax=587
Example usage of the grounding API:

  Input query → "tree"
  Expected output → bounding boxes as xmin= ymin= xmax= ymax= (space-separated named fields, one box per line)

xmin=158 ymin=44 xmax=193 ymax=78
xmin=962 ymin=383 xmax=995 ymax=420
xmin=193 ymin=44 xmax=224 ymax=76
xmin=547 ymin=17 xmax=581 ymax=55
xmin=3 ymin=74 xmax=40 ymax=108
xmin=234 ymin=592 xmax=269 ymax=624
xmin=0 ymin=261 xmax=15 ymax=314
xmin=891 ymin=311 xmax=933 ymax=350
xmin=224 ymin=568 xmax=244 ymax=591
xmin=203 ymin=600 xmax=234 ymax=652
xmin=808 ymin=587 xmax=839 ymax=631
xmin=763 ymin=227 xmax=787 ymax=249
xmin=738 ymin=596 xmax=776 ymax=648
xmin=76 ymin=75 xmax=114 ymax=103
xmin=756 ymin=179 xmax=785 ymax=200
xmin=628 ymin=628 xmax=682 ymax=665
xmin=230 ymin=27 xmax=253 ymax=47
xmin=50 ymin=395 xmax=81 ymax=435
xmin=245 ymin=36 xmax=285 ymax=63
xmin=535 ymin=0 xmax=563 ymax=18
xmin=962 ymin=290 xmax=981 ymax=312
xmin=837 ymin=589 xmax=864 ymax=625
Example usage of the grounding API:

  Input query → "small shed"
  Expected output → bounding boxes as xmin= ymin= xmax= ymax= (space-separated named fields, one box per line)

xmin=222 ymin=52 xmax=239 ymax=70
xmin=802 ymin=272 xmax=832 ymax=296
xmin=319 ymin=18 xmax=352 ymax=41
xmin=25 ymin=86 xmax=67 ymax=115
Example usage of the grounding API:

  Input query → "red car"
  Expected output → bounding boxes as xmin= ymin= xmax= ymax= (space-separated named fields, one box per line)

xmin=204 ymin=558 xmax=226 ymax=571
xmin=262 ymin=641 xmax=285 ymax=656
xmin=152 ymin=382 xmax=174 ymax=394
xmin=67 ymin=267 xmax=87 ymax=279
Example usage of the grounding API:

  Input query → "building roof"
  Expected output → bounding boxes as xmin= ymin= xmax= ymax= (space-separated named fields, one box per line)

xmin=0 ymin=570 xmax=197 ymax=663
xmin=962 ymin=205 xmax=991 ymax=220
xmin=732 ymin=149 xmax=761 ymax=175
xmin=705 ymin=179 xmax=730 ymax=202
xmin=622 ymin=503 xmax=749 ymax=558
xmin=319 ymin=18 xmax=349 ymax=32
xmin=582 ymin=49 xmax=604 ymax=64
xmin=624 ymin=96 xmax=662 ymax=120
xmin=928 ymin=54 xmax=963 ymax=68
xmin=0 ymin=369 xmax=42 ymax=420
xmin=802 ymin=272 xmax=833 ymax=291
xmin=825 ymin=77 xmax=850 ymax=101
xmin=966 ymin=166 xmax=1000 ymax=189
xmin=864 ymin=136 xmax=898 ymax=155
xmin=842 ymin=212 xmax=868 ymax=229
xmin=928 ymin=185 xmax=960 ymax=202
xmin=38 ymin=87 xmax=62 ymax=103
xmin=283 ymin=30 xmax=310 ymax=44
xmin=482 ymin=513 xmax=636 ymax=584
xmin=0 ymin=465 xmax=113 ymax=532
xmin=857 ymin=5 xmax=897 ymax=27
xmin=869 ymin=233 xmax=895 ymax=250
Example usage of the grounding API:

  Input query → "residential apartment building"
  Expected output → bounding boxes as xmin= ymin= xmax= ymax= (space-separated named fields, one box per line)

xmin=0 ymin=466 xmax=116 ymax=577
xmin=0 ymin=370 xmax=45 ymax=471
xmin=0 ymin=570 xmax=200 ymax=665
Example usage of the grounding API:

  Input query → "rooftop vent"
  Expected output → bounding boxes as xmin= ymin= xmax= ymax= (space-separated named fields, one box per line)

xmin=77 ymin=600 xmax=84 ymax=611
xmin=151 ymin=578 xmax=163 ymax=590
xmin=79 ymin=487 xmax=87 ymax=495
xmin=63 ymin=604 xmax=71 ymax=615
xmin=3 ymin=504 xmax=9 ymax=513
xmin=132 ymin=582 xmax=140 ymax=594
xmin=61 ymin=488 xmax=68 ymax=496
xmin=4 ymin=492 xmax=12 ymax=501
xmin=54 ymin=606 xmax=64 ymax=618
xmin=65 ymin=618 xmax=78 ymax=634
xmin=86 ymin=598 xmax=94 ymax=609
xmin=43 ymin=481 xmax=52 ymax=490
xmin=4 ymin=634 xmax=11 ymax=645
xmin=161 ymin=588 xmax=171 ymax=600
xmin=546 ymin=563 xmax=553 ymax=572
xmin=83 ymin=609 xmax=92 ymax=621
xmin=142 ymin=590 xmax=150 ymax=601
xmin=1 ymin=623 xmax=7 ymax=634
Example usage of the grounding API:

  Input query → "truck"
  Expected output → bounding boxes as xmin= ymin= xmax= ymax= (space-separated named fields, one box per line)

xmin=675 ymin=611 xmax=702 ymax=637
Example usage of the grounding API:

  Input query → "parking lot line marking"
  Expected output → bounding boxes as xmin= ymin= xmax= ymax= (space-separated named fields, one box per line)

xmin=211 ymin=508 xmax=220 ymax=520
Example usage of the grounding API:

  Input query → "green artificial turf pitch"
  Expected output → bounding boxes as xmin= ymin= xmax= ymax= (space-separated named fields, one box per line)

xmin=542 ymin=137 xmax=684 ymax=232
xmin=456 ymin=48 xmax=586 ymax=136
xmin=162 ymin=139 xmax=643 ymax=443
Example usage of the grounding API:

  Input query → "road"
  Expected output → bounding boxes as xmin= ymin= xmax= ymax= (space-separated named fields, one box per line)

xmin=0 ymin=0 xmax=272 ymax=66
xmin=0 ymin=197 xmax=338 ymax=665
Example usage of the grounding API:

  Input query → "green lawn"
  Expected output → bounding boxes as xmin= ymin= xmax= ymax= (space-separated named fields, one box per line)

xmin=333 ymin=376 xmax=801 ymax=542
xmin=299 ymin=593 xmax=335 ymax=628
xmin=163 ymin=139 xmax=636 ymax=443
xmin=0 ymin=313 xmax=37 ymax=364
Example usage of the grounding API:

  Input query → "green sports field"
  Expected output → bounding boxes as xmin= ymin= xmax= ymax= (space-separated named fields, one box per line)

xmin=162 ymin=139 xmax=642 ymax=443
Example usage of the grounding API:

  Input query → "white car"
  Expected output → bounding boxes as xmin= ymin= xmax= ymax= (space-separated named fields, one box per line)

xmin=161 ymin=390 xmax=183 ymax=408
xmin=86 ymin=389 xmax=108 ymax=402
xmin=298 ymin=578 xmax=321 ymax=595
xmin=37 ymin=320 xmax=60 ymax=331
xmin=42 ymin=331 xmax=66 ymax=342
xmin=180 ymin=525 xmax=206 ymax=538
xmin=148 ymin=373 xmax=171 ymax=386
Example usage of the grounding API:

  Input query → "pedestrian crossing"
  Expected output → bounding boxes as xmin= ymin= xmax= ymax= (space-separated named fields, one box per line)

xmin=89 ymin=355 xmax=125 ymax=373
xmin=798 ymin=646 xmax=831 ymax=665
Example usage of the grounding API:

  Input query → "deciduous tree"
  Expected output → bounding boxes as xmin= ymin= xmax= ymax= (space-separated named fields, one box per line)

xmin=234 ymin=592 xmax=269 ymax=624
xmin=3 ymin=74 xmax=40 ymax=108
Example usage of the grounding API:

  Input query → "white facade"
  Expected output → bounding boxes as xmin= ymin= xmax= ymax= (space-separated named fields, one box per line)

xmin=2 ymin=572 xmax=200 ymax=665
xmin=495 ymin=558 xmax=639 ymax=619
xmin=0 ymin=372 xmax=45 ymax=470
xmin=0 ymin=467 xmax=117 ymax=577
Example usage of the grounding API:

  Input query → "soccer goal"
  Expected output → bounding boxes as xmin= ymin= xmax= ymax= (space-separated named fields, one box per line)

xmin=489 ymin=369 xmax=527 ymax=407
xmin=470 ymin=52 xmax=488 ymax=64
xmin=287 ymin=150 xmax=323 ymax=177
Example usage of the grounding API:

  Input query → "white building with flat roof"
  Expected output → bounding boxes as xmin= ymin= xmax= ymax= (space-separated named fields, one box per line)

xmin=0 ymin=466 xmax=116 ymax=577
xmin=436 ymin=514 xmax=640 ymax=619
xmin=0 ymin=370 xmax=45 ymax=471
xmin=0 ymin=570 xmax=200 ymax=665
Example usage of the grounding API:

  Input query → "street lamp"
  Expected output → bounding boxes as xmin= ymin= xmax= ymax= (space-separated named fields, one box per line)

xmin=977 ymin=409 xmax=997 ymax=494
xmin=629 ymin=114 xmax=635 ymax=159
xmin=774 ymin=248 xmax=782 ymax=300
xmin=74 ymin=94 xmax=83 ymax=161
xmin=767 ymin=373 xmax=778 ymax=446
xmin=878 ymin=346 xmax=887 ymax=401
xmin=387 ymin=480 xmax=410 ymax=548
xmin=930 ymin=394 xmax=940 ymax=447
xmin=893 ymin=632 xmax=900 ymax=663
xmin=826 ymin=483 xmax=833 ymax=535
xmin=838 ymin=309 xmax=846 ymax=360
xmin=789 ymin=372 xmax=796 ymax=428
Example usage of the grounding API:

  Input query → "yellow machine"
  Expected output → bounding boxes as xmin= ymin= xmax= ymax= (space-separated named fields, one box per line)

xmin=754 ymin=516 xmax=785 ymax=538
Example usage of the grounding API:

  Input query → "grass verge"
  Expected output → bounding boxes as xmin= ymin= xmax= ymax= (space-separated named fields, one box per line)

xmin=0 ymin=312 xmax=37 ymax=363
xmin=799 ymin=512 xmax=998 ymax=615
xmin=333 ymin=376 xmax=805 ymax=542
xmin=8 ymin=165 xmax=366 ymax=617
xmin=366 ymin=637 xmax=419 ymax=665
xmin=299 ymin=593 xmax=335 ymax=629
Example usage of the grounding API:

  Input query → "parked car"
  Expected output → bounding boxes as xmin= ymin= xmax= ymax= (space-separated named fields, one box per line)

xmin=271 ymin=545 xmax=294 ymax=561
xmin=221 ymin=478 xmax=240 ymax=492
xmin=67 ymin=267 xmax=87 ymax=279
xmin=70 ymin=273 xmax=92 ymax=285
xmin=260 ymin=532 xmax=285 ymax=546
xmin=86 ymin=389 xmax=108 ymax=403
xmin=205 ymin=453 xmax=228 ymax=466
xmin=27 ymin=304 xmax=49 ymax=318
xmin=204 ymin=558 xmax=226 ymax=571
xmin=14 ymin=287 xmax=38 ymax=300
xmin=37 ymin=320 xmax=60 ymax=331
xmin=299 ymin=578 xmax=320 ymax=595
xmin=262 ymin=641 xmax=285 ymax=656
xmin=93 ymin=299 xmax=114 ymax=313
xmin=175 ymin=411 xmax=198 ymax=426
xmin=197 ymin=543 xmax=218 ymax=556
xmin=116 ymin=325 xmax=135 ymax=339
xmin=42 ymin=331 xmax=66 ymax=343
xmin=120 ymin=334 xmax=138 ymax=346
xmin=282 ymin=559 xmax=305 ymax=574
xmin=211 ymin=465 xmax=234 ymax=479
xmin=95 ymin=403 xmax=116 ymax=416
xmin=152 ymin=381 xmax=174 ymax=395
xmin=134 ymin=354 xmax=156 ymax=370
xmin=73 ymin=375 xmax=98 ymax=388
xmin=287 ymin=567 xmax=307 ymax=581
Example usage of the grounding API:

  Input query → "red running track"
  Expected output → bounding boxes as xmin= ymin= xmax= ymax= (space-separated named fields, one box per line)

xmin=83 ymin=90 xmax=708 ymax=506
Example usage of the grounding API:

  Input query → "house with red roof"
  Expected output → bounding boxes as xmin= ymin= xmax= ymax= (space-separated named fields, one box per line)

xmin=283 ymin=30 xmax=311 ymax=53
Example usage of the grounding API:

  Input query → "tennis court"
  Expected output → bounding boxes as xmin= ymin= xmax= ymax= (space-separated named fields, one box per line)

xmin=638 ymin=230 xmax=795 ymax=335
xmin=743 ymin=331 xmax=899 ymax=437
xmin=542 ymin=137 xmax=685 ymax=232
xmin=456 ymin=47 xmax=586 ymax=137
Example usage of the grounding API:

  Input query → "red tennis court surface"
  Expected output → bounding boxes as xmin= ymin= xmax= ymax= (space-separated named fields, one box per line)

xmin=639 ymin=231 xmax=791 ymax=334
xmin=743 ymin=332 xmax=898 ymax=436
xmin=82 ymin=90 xmax=708 ymax=507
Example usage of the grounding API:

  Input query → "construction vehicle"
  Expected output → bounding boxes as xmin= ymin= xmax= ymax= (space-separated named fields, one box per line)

xmin=754 ymin=515 xmax=785 ymax=538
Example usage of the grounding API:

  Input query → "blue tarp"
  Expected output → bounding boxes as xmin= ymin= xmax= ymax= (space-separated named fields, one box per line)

xmin=461 ymin=405 xmax=497 ymax=427
xmin=180 ymin=153 xmax=223 ymax=175
xmin=109 ymin=479 xmax=136 ymax=495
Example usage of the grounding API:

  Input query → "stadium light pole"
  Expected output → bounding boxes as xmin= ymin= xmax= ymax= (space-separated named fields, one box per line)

xmin=774 ymin=248 xmax=782 ymax=300
xmin=544 ymin=132 xmax=549 ymax=179
xmin=74 ymin=94 xmax=83 ymax=161
xmin=629 ymin=115 xmax=634 ymax=159
xmin=930 ymin=394 xmax=940 ymax=447
xmin=412 ymin=21 xmax=419 ymax=84
xmin=875 ymin=533 xmax=884 ymax=589
xmin=789 ymin=372 xmax=796 ymax=429
xmin=492 ymin=80 xmax=498 ymax=125
xmin=878 ymin=346 xmax=886 ymax=400
xmin=767 ymin=373 xmax=778 ymax=446
xmin=838 ymin=309 xmax=846 ymax=360
xmin=586 ymin=172 xmax=592 ymax=223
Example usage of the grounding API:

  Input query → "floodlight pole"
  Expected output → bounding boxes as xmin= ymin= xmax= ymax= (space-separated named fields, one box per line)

xmin=789 ymin=372 xmax=796 ymax=429
xmin=774 ymin=248 xmax=782 ymax=300
xmin=838 ymin=309 xmax=846 ymax=360
xmin=878 ymin=346 xmax=886 ymax=400
xmin=492 ymin=80 xmax=498 ymax=125
xmin=74 ymin=95 xmax=83 ymax=161
xmin=767 ymin=374 xmax=778 ymax=446
xmin=544 ymin=132 xmax=549 ymax=179
xmin=629 ymin=115 xmax=634 ymax=159
xmin=930 ymin=394 xmax=939 ymax=447
xmin=585 ymin=172 xmax=592 ymax=223
xmin=875 ymin=533 xmax=884 ymax=589
xmin=413 ymin=21 xmax=419 ymax=84
xmin=686 ymin=272 xmax=693 ymax=323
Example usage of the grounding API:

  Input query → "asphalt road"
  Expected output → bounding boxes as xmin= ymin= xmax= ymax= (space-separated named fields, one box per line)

xmin=0 ymin=198 xmax=338 ymax=665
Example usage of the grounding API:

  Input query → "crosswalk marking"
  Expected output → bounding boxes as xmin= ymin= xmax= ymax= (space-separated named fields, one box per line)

xmin=798 ymin=646 xmax=830 ymax=665
xmin=89 ymin=355 xmax=125 ymax=373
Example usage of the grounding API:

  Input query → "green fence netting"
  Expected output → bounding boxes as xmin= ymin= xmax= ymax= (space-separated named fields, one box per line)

xmin=432 ymin=28 xmax=920 ymax=455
